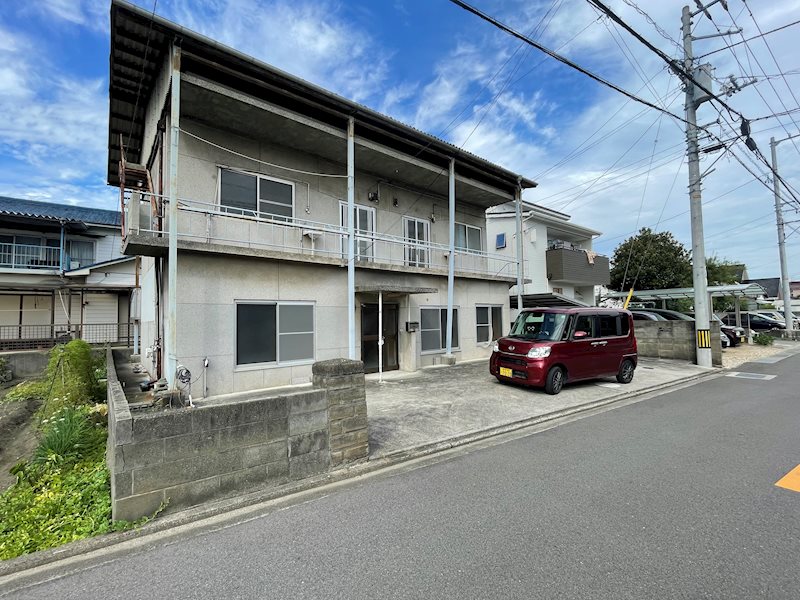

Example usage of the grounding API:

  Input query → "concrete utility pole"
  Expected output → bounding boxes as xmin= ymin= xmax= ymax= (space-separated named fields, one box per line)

xmin=347 ymin=117 xmax=356 ymax=359
xmin=167 ymin=44 xmax=181 ymax=387
xmin=682 ymin=5 xmax=712 ymax=367
xmin=770 ymin=135 xmax=796 ymax=332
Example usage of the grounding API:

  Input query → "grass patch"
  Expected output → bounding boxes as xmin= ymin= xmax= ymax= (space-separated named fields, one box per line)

xmin=0 ymin=344 xmax=153 ymax=561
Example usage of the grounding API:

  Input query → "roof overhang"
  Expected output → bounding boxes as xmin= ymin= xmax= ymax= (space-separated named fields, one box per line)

xmin=108 ymin=0 xmax=537 ymax=202
xmin=513 ymin=292 xmax=590 ymax=309
xmin=355 ymin=285 xmax=438 ymax=295
xmin=602 ymin=283 xmax=768 ymax=301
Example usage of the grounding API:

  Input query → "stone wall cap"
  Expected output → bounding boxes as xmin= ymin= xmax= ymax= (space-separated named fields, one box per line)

xmin=312 ymin=359 xmax=364 ymax=376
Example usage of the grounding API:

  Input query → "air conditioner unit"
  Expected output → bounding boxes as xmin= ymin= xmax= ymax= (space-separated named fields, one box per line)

xmin=70 ymin=260 xmax=81 ymax=269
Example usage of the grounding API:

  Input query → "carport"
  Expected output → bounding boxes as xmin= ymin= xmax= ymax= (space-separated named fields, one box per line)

xmin=602 ymin=283 xmax=768 ymax=327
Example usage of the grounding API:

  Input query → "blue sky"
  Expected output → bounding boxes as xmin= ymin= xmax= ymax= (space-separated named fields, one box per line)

xmin=1 ymin=0 xmax=799 ymax=280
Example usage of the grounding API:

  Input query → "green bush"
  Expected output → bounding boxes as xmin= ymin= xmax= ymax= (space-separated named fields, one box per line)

xmin=0 ymin=408 xmax=110 ymax=560
xmin=3 ymin=380 xmax=48 ymax=404
xmin=753 ymin=332 xmax=774 ymax=346
xmin=33 ymin=407 xmax=106 ymax=467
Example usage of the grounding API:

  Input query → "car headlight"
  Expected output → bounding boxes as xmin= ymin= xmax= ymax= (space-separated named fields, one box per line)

xmin=527 ymin=346 xmax=551 ymax=359
xmin=492 ymin=342 xmax=499 ymax=353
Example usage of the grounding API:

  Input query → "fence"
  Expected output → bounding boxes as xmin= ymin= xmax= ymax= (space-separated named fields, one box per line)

xmin=0 ymin=243 xmax=61 ymax=270
xmin=0 ymin=323 xmax=132 ymax=351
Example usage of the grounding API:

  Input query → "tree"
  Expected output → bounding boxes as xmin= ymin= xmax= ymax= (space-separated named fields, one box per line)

xmin=609 ymin=228 xmax=692 ymax=291
xmin=705 ymin=256 xmax=741 ymax=286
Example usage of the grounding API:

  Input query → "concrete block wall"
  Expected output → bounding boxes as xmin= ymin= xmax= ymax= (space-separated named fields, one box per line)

xmin=313 ymin=359 xmax=368 ymax=466
xmin=635 ymin=321 xmax=722 ymax=367
xmin=107 ymin=352 xmax=368 ymax=522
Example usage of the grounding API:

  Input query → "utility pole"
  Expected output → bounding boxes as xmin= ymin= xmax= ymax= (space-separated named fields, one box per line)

xmin=682 ymin=5 xmax=712 ymax=367
xmin=770 ymin=135 xmax=797 ymax=333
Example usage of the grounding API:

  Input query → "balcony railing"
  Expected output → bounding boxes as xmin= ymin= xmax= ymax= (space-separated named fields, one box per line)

xmin=0 ymin=243 xmax=61 ymax=270
xmin=124 ymin=190 xmax=518 ymax=279
xmin=0 ymin=323 xmax=132 ymax=351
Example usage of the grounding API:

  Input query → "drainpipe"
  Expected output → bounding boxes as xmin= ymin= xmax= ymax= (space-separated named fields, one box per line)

xmin=59 ymin=221 xmax=66 ymax=273
xmin=515 ymin=182 xmax=523 ymax=314
xmin=378 ymin=291 xmax=383 ymax=383
xmin=166 ymin=43 xmax=181 ymax=388
xmin=445 ymin=158 xmax=455 ymax=359
xmin=347 ymin=117 xmax=356 ymax=360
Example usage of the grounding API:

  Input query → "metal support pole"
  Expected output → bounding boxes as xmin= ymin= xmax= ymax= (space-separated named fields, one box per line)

xmin=378 ymin=292 xmax=383 ymax=383
xmin=683 ymin=6 xmax=712 ymax=367
xmin=347 ymin=117 xmax=356 ymax=359
xmin=445 ymin=158 xmax=456 ymax=358
xmin=59 ymin=222 xmax=65 ymax=272
xmin=166 ymin=44 xmax=181 ymax=388
xmin=515 ymin=185 xmax=523 ymax=314
xmin=771 ymin=137 xmax=795 ymax=332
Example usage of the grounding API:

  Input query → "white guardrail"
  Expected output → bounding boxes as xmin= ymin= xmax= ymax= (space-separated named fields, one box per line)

xmin=124 ymin=190 xmax=519 ymax=278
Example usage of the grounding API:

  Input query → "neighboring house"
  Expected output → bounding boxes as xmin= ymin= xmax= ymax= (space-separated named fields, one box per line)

xmin=0 ymin=197 xmax=136 ymax=350
xmin=743 ymin=277 xmax=780 ymax=299
xmin=486 ymin=202 xmax=609 ymax=308
xmin=107 ymin=1 xmax=536 ymax=396
xmin=730 ymin=263 xmax=749 ymax=283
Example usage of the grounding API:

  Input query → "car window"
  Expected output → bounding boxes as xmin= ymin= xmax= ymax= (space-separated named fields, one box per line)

xmin=597 ymin=315 xmax=617 ymax=337
xmin=509 ymin=311 xmax=569 ymax=341
xmin=619 ymin=315 xmax=630 ymax=336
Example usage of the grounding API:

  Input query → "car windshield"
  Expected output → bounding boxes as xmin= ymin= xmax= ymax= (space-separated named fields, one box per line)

xmin=509 ymin=311 xmax=568 ymax=341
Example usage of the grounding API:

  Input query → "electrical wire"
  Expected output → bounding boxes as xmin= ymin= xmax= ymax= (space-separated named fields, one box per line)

xmin=179 ymin=128 xmax=349 ymax=178
xmin=695 ymin=18 xmax=800 ymax=59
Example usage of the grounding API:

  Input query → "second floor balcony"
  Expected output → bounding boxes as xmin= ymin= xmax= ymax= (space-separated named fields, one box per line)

xmin=0 ymin=243 xmax=62 ymax=271
xmin=123 ymin=191 xmax=518 ymax=282
xmin=546 ymin=241 xmax=610 ymax=286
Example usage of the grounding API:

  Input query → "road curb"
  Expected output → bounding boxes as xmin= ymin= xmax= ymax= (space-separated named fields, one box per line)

xmin=0 ymin=368 xmax=718 ymax=581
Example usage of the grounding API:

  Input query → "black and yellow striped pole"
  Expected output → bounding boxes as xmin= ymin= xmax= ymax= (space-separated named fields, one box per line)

xmin=696 ymin=329 xmax=711 ymax=349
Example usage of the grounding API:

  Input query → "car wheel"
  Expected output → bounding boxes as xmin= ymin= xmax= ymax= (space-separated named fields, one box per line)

xmin=545 ymin=366 xmax=565 ymax=395
xmin=616 ymin=359 xmax=635 ymax=384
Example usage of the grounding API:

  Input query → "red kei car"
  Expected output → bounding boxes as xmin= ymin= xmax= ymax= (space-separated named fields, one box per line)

xmin=490 ymin=307 xmax=638 ymax=395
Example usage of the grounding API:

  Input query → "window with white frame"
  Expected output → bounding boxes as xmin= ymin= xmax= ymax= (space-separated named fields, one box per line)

xmin=420 ymin=306 xmax=459 ymax=352
xmin=236 ymin=302 xmax=314 ymax=366
xmin=339 ymin=202 xmax=376 ymax=261
xmin=495 ymin=233 xmax=506 ymax=249
xmin=403 ymin=217 xmax=430 ymax=267
xmin=455 ymin=222 xmax=482 ymax=253
xmin=476 ymin=305 xmax=503 ymax=343
xmin=68 ymin=240 xmax=94 ymax=266
xmin=219 ymin=168 xmax=294 ymax=220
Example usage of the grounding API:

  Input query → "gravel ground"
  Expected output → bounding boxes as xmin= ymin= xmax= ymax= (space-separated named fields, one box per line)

xmin=722 ymin=340 xmax=794 ymax=369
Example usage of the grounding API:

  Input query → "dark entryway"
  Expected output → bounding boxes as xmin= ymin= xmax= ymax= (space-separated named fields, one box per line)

xmin=361 ymin=303 xmax=399 ymax=374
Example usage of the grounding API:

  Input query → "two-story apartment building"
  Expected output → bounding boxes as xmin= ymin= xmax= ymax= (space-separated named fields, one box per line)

xmin=486 ymin=202 xmax=609 ymax=309
xmin=0 ymin=197 xmax=136 ymax=349
xmin=108 ymin=0 xmax=536 ymax=396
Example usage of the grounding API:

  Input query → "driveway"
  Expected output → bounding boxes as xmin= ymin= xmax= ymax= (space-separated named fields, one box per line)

xmin=366 ymin=357 xmax=709 ymax=457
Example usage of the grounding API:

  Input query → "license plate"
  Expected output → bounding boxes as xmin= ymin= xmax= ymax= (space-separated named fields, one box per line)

xmin=499 ymin=367 xmax=513 ymax=378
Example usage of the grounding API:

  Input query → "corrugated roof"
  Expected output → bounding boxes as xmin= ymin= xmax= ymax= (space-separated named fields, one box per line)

xmin=108 ymin=0 xmax=538 ymax=195
xmin=0 ymin=197 xmax=121 ymax=227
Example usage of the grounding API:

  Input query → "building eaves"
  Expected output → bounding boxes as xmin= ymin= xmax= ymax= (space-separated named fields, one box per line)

xmin=0 ymin=197 xmax=121 ymax=227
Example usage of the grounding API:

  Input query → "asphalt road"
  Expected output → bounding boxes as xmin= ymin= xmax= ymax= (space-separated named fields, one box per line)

xmin=3 ymin=353 xmax=800 ymax=599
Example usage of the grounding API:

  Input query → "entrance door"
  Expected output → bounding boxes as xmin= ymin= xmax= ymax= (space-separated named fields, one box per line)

xmin=361 ymin=303 xmax=399 ymax=374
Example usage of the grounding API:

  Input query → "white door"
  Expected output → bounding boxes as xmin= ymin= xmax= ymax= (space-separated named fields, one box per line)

xmin=340 ymin=202 xmax=376 ymax=262
xmin=403 ymin=217 xmax=430 ymax=267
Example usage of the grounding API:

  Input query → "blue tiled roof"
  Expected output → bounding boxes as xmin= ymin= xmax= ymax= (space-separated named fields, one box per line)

xmin=0 ymin=197 xmax=121 ymax=227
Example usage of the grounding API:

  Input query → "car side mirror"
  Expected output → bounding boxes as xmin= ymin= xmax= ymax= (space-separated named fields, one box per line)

xmin=573 ymin=330 xmax=588 ymax=339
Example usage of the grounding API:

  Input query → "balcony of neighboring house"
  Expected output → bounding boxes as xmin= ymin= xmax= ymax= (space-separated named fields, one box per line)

xmin=122 ymin=189 xmax=519 ymax=282
xmin=546 ymin=239 xmax=610 ymax=286
xmin=0 ymin=234 xmax=95 ymax=273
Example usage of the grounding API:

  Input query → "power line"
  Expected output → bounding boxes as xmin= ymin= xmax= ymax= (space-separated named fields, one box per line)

xmin=694 ymin=18 xmax=800 ymax=59
xmin=447 ymin=0 xmax=692 ymax=124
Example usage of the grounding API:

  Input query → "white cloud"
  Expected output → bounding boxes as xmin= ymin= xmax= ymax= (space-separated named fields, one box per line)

xmin=31 ymin=0 xmax=109 ymax=32
xmin=165 ymin=0 xmax=391 ymax=103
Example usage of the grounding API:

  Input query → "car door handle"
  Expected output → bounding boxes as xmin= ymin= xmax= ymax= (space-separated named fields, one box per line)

xmin=591 ymin=341 xmax=607 ymax=346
